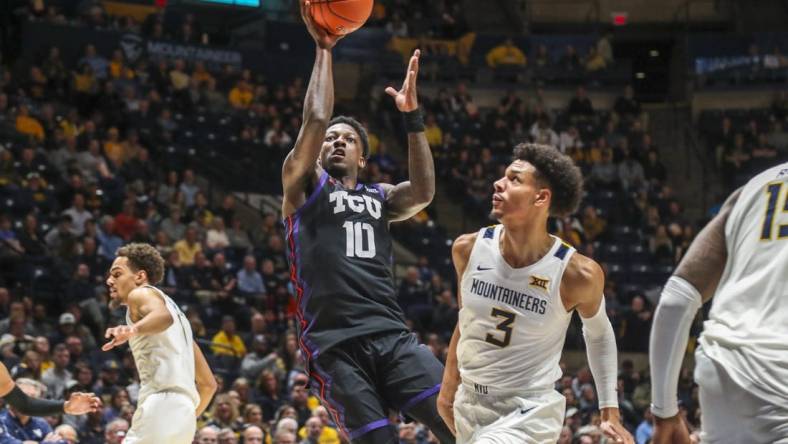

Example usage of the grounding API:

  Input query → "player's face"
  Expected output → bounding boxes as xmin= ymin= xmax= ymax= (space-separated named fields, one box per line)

xmin=491 ymin=160 xmax=550 ymax=222
xmin=320 ymin=123 xmax=365 ymax=179
xmin=106 ymin=257 xmax=143 ymax=308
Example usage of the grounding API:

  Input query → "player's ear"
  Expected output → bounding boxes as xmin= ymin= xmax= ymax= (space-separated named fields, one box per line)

xmin=534 ymin=187 xmax=551 ymax=209
xmin=358 ymin=155 xmax=367 ymax=169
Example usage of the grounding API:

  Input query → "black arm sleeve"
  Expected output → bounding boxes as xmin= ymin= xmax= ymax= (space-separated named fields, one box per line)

xmin=3 ymin=386 xmax=65 ymax=416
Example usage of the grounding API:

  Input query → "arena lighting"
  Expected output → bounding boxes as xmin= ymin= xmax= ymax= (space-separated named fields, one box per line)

xmin=611 ymin=12 xmax=628 ymax=26
xmin=650 ymin=50 xmax=660 ymax=57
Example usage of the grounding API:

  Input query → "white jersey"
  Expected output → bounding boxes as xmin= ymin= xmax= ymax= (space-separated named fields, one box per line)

xmin=699 ymin=162 xmax=788 ymax=405
xmin=126 ymin=285 xmax=199 ymax=407
xmin=458 ymin=225 xmax=574 ymax=394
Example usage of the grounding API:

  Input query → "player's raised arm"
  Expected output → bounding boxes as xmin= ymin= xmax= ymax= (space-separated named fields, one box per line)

xmin=381 ymin=49 xmax=436 ymax=222
xmin=436 ymin=232 xmax=475 ymax=436
xmin=193 ymin=342 xmax=218 ymax=416
xmin=649 ymin=188 xmax=741 ymax=444
xmin=103 ymin=287 xmax=173 ymax=351
xmin=282 ymin=0 xmax=343 ymax=217
xmin=565 ymin=254 xmax=633 ymax=444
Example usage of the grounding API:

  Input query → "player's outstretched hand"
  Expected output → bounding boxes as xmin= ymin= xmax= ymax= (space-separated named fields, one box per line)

xmin=300 ymin=0 xmax=343 ymax=50
xmin=102 ymin=325 xmax=138 ymax=351
xmin=600 ymin=419 xmax=635 ymax=444
xmin=436 ymin=390 xmax=456 ymax=436
xmin=64 ymin=392 xmax=102 ymax=415
xmin=652 ymin=415 xmax=691 ymax=444
xmin=385 ymin=49 xmax=420 ymax=113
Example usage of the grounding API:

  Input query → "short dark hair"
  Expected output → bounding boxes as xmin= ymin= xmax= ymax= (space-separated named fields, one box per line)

xmin=512 ymin=143 xmax=583 ymax=217
xmin=328 ymin=115 xmax=369 ymax=157
xmin=116 ymin=243 xmax=165 ymax=284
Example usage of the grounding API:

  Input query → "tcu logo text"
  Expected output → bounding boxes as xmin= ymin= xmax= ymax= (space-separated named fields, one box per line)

xmin=329 ymin=191 xmax=382 ymax=220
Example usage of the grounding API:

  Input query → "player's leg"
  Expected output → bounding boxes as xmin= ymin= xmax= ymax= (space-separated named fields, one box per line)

xmin=310 ymin=343 xmax=398 ymax=444
xmin=378 ymin=331 xmax=455 ymax=444
xmin=695 ymin=347 xmax=788 ymax=443
xmin=124 ymin=392 xmax=196 ymax=444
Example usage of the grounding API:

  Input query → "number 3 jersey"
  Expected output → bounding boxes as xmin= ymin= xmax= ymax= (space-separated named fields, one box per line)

xmin=284 ymin=170 xmax=408 ymax=356
xmin=458 ymin=225 xmax=575 ymax=393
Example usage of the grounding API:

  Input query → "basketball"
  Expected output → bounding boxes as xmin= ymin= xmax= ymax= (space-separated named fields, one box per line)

xmin=309 ymin=0 xmax=374 ymax=36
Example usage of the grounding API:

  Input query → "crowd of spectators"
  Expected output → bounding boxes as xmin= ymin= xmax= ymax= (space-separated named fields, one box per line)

xmin=700 ymin=90 xmax=788 ymax=192
xmin=2 ymin=2 xmax=781 ymax=444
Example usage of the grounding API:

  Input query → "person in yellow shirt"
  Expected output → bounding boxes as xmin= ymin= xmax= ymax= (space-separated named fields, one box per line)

xmin=297 ymin=414 xmax=340 ymax=444
xmin=103 ymin=126 xmax=125 ymax=167
xmin=424 ymin=114 xmax=443 ymax=147
xmin=485 ymin=38 xmax=527 ymax=68
xmin=211 ymin=316 xmax=247 ymax=358
xmin=229 ymin=80 xmax=254 ymax=109
xmin=173 ymin=226 xmax=202 ymax=265
xmin=15 ymin=105 xmax=45 ymax=141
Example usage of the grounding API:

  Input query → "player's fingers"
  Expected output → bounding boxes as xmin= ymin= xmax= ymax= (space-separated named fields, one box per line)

xmin=104 ymin=327 xmax=113 ymax=338
xmin=101 ymin=339 xmax=116 ymax=351
xmin=408 ymin=70 xmax=417 ymax=89
xmin=384 ymin=86 xmax=398 ymax=97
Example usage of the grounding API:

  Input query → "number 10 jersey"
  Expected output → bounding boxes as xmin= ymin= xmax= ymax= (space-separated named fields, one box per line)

xmin=458 ymin=225 xmax=575 ymax=394
xmin=284 ymin=171 xmax=408 ymax=356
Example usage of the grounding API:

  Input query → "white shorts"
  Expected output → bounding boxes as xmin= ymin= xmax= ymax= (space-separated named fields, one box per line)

xmin=453 ymin=383 xmax=565 ymax=444
xmin=124 ymin=392 xmax=197 ymax=444
xmin=695 ymin=347 xmax=788 ymax=444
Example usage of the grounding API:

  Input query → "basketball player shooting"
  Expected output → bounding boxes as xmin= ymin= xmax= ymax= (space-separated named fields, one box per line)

xmin=278 ymin=2 xmax=454 ymax=443
xmin=650 ymin=162 xmax=788 ymax=443
xmin=104 ymin=243 xmax=218 ymax=444
xmin=437 ymin=144 xmax=633 ymax=444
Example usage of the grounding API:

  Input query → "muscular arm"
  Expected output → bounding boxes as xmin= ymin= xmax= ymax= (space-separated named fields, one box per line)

xmin=281 ymin=47 xmax=333 ymax=217
xmin=383 ymin=131 xmax=435 ymax=222
xmin=281 ymin=0 xmax=345 ymax=217
xmin=128 ymin=288 xmax=173 ymax=336
xmin=193 ymin=342 xmax=217 ymax=416
xmin=672 ymin=188 xmax=741 ymax=301
xmin=381 ymin=50 xmax=435 ymax=222
xmin=650 ymin=189 xmax=740 ymax=422
xmin=436 ymin=232 xmax=476 ymax=435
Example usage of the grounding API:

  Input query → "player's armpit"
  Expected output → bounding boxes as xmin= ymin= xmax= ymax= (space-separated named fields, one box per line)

xmin=672 ymin=187 xmax=741 ymax=302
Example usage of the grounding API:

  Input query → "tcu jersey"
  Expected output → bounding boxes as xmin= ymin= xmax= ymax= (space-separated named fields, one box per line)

xmin=458 ymin=225 xmax=575 ymax=394
xmin=126 ymin=285 xmax=199 ymax=407
xmin=699 ymin=162 xmax=788 ymax=405
xmin=283 ymin=171 xmax=407 ymax=357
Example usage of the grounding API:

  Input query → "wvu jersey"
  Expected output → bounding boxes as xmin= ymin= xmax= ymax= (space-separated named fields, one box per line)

xmin=458 ymin=225 xmax=574 ymax=394
xmin=126 ymin=285 xmax=199 ymax=408
xmin=283 ymin=171 xmax=407 ymax=357
xmin=699 ymin=162 xmax=788 ymax=405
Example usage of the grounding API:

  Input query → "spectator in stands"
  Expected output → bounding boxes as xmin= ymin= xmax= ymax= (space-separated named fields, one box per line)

xmin=485 ymin=38 xmax=527 ymax=68
xmin=635 ymin=407 xmax=654 ymax=444
xmin=41 ymin=343 xmax=71 ymax=399
xmin=596 ymin=32 xmax=614 ymax=65
xmin=15 ymin=104 xmax=45 ymax=141
xmin=103 ymin=418 xmax=129 ymax=444
xmin=589 ymin=149 xmax=619 ymax=189
xmin=568 ymin=86 xmax=594 ymax=122
xmin=618 ymin=147 xmax=646 ymax=193
xmin=180 ymin=169 xmax=200 ymax=207
xmin=197 ymin=425 xmax=220 ymax=444
xmin=559 ymin=45 xmax=581 ymax=72
xmin=63 ymin=193 xmax=93 ymax=237
xmin=614 ymin=85 xmax=641 ymax=123
xmin=585 ymin=46 xmax=607 ymax=72
xmin=79 ymin=44 xmax=108 ymax=80
xmin=619 ymin=295 xmax=652 ymax=352
xmin=529 ymin=114 xmax=559 ymax=147
xmin=243 ymin=425 xmax=266 ymax=444
xmin=173 ymin=225 xmax=202 ymax=266
xmin=533 ymin=44 xmax=551 ymax=69
xmin=212 ymin=315 xmax=247 ymax=358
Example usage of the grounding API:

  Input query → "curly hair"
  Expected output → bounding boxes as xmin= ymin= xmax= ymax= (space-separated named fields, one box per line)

xmin=512 ymin=143 xmax=584 ymax=217
xmin=116 ymin=243 xmax=165 ymax=285
xmin=328 ymin=115 xmax=370 ymax=157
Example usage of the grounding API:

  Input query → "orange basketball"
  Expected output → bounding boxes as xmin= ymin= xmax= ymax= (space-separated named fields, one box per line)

xmin=310 ymin=0 xmax=374 ymax=36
